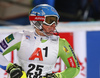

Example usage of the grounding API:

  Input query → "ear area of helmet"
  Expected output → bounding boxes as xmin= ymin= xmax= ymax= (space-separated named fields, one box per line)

xmin=57 ymin=20 xmax=59 ymax=25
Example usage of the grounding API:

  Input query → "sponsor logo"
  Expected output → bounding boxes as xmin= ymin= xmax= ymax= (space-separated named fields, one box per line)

xmin=41 ymin=9 xmax=45 ymax=15
xmin=5 ymin=34 xmax=14 ymax=43
xmin=29 ymin=16 xmax=45 ymax=21
xmin=26 ymin=35 xmax=30 ymax=40
xmin=63 ymin=46 xmax=69 ymax=54
xmin=0 ymin=40 xmax=8 ymax=50
xmin=68 ymin=56 xmax=76 ymax=67
xmin=32 ymin=11 xmax=40 ymax=15
xmin=34 ymin=16 xmax=45 ymax=20
xmin=34 ymin=36 xmax=36 ymax=39
xmin=51 ymin=8 xmax=57 ymax=13
xmin=69 ymin=45 xmax=80 ymax=67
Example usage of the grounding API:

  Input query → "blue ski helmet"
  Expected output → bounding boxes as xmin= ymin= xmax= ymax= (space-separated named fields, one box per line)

xmin=29 ymin=4 xmax=59 ymax=30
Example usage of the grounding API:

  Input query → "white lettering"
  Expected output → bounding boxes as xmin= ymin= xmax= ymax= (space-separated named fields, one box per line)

xmin=69 ymin=58 xmax=74 ymax=67
xmin=35 ymin=17 xmax=44 ymax=20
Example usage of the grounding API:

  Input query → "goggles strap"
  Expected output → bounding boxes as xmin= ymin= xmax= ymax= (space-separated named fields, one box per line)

xmin=30 ymin=16 xmax=58 ymax=25
xmin=29 ymin=16 xmax=45 ymax=21
xmin=32 ymin=21 xmax=43 ymax=30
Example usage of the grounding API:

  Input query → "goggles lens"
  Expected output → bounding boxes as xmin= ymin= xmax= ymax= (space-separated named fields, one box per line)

xmin=29 ymin=16 xmax=58 ymax=25
xmin=44 ymin=16 xmax=58 ymax=25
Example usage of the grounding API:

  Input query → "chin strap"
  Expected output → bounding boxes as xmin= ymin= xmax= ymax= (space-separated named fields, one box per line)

xmin=53 ymin=29 xmax=59 ymax=36
xmin=40 ymin=30 xmax=49 ymax=37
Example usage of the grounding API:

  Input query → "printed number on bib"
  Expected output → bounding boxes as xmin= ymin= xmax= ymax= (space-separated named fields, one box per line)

xmin=27 ymin=64 xmax=44 ymax=78
xmin=29 ymin=47 xmax=48 ymax=61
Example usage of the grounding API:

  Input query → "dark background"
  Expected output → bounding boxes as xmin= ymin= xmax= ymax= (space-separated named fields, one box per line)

xmin=0 ymin=0 xmax=100 ymax=26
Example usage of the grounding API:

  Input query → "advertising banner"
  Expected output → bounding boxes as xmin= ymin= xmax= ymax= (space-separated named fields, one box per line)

xmin=87 ymin=31 xmax=100 ymax=78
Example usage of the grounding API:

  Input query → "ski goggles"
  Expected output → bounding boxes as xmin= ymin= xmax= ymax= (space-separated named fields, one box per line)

xmin=29 ymin=15 xmax=58 ymax=26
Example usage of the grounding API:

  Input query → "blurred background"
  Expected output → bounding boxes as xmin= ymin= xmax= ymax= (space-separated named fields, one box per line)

xmin=0 ymin=0 xmax=100 ymax=26
xmin=0 ymin=0 xmax=100 ymax=78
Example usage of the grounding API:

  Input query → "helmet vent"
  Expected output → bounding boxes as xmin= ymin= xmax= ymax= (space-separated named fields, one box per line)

xmin=36 ymin=12 xmax=38 ymax=16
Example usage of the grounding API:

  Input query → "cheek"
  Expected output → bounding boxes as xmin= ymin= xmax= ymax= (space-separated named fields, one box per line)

xmin=43 ymin=27 xmax=50 ymax=32
xmin=46 ymin=27 xmax=51 ymax=31
xmin=53 ymin=27 xmax=55 ymax=30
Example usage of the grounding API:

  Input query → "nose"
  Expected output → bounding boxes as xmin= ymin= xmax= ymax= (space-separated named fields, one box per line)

xmin=49 ymin=24 xmax=56 ymax=30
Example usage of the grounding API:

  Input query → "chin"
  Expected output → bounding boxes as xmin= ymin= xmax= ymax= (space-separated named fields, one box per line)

xmin=47 ymin=33 xmax=53 ymax=36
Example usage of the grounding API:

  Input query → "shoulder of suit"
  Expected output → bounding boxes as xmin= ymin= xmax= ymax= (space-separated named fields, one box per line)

xmin=22 ymin=30 xmax=34 ymax=35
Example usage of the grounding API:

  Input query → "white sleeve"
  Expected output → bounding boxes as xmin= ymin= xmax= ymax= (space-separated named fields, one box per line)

xmin=0 ymin=32 xmax=23 ymax=66
xmin=0 ymin=53 xmax=10 ymax=66
xmin=0 ymin=32 xmax=23 ymax=53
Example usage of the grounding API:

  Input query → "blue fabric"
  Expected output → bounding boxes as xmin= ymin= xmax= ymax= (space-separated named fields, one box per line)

xmin=0 ymin=65 xmax=6 ymax=70
xmin=7 ymin=16 xmax=30 ymax=25
xmin=87 ymin=31 xmax=100 ymax=78
xmin=32 ymin=0 xmax=55 ymax=7
xmin=0 ymin=48 xmax=3 ymax=53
